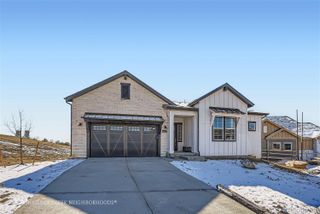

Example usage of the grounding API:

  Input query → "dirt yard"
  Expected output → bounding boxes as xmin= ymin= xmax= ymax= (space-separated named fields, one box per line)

xmin=0 ymin=134 xmax=70 ymax=166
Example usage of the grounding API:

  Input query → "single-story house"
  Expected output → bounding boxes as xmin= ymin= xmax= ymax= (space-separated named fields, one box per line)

xmin=262 ymin=116 xmax=320 ymax=160
xmin=65 ymin=70 xmax=268 ymax=158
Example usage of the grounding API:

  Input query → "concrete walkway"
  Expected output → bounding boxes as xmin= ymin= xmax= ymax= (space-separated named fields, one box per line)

xmin=16 ymin=158 xmax=253 ymax=214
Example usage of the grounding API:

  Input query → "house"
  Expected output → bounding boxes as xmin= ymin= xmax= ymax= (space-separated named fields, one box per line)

xmin=262 ymin=116 xmax=320 ymax=160
xmin=65 ymin=70 xmax=268 ymax=158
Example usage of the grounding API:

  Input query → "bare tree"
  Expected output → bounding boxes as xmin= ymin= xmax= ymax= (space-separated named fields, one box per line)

xmin=4 ymin=110 xmax=33 ymax=165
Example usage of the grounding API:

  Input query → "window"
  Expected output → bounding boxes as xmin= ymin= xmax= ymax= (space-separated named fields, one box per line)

xmin=213 ymin=117 xmax=224 ymax=140
xmin=263 ymin=125 xmax=268 ymax=133
xmin=92 ymin=125 xmax=107 ymax=131
xmin=212 ymin=117 xmax=236 ymax=141
xmin=110 ymin=126 xmax=123 ymax=131
xmin=248 ymin=121 xmax=256 ymax=131
xmin=144 ymin=127 xmax=155 ymax=132
xmin=128 ymin=126 xmax=140 ymax=132
xmin=272 ymin=142 xmax=281 ymax=150
xmin=121 ymin=83 xmax=130 ymax=99
xmin=176 ymin=123 xmax=183 ymax=142
xmin=283 ymin=142 xmax=292 ymax=151
xmin=225 ymin=117 xmax=236 ymax=140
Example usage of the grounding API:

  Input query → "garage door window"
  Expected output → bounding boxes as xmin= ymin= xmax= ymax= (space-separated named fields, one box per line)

xmin=144 ymin=127 xmax=155 ymax=132
xmin=110 ymin=126 xmax=123 ymax=131
xmin=128 ymin=126 xmax=140 ymax=132
xmin=92 ymin=125 xmax=107 ymax=131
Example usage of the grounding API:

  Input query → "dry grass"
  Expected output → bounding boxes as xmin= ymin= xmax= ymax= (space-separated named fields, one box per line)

xmin=0 ymin=134 xmax=70 ymax=166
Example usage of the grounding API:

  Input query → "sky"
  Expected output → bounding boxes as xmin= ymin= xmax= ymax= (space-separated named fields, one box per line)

xmin=0 ymin=0 xmax=319 ymax=142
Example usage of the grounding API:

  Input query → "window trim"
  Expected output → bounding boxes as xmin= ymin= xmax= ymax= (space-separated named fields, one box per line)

xmin=283 ymin=142 xmax=292 ymax=151
xmin=121 ymin=83 xmax=131 ymax=100
xmin=271 ymin=142 xmax=281 ymax=151
xmin=263 ymin=125 xmax=268 ymax=133
xmin=212 ymin=116 xmax=237 ymax=142
xmin=248 ymin=121 xmax=256 ymax=131
xmin=212 ymin=116 xmax=224 ymax=141
xmin=175 ymin=123 xmax=183 ymax=142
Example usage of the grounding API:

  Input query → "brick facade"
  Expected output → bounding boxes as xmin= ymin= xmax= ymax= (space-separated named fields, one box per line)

xmin=71 ymin=75 xmax=169 ymax=157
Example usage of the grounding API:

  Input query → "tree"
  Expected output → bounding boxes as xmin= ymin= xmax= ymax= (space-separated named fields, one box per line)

xmin=4 ymin=110 xmax=33 ymax=165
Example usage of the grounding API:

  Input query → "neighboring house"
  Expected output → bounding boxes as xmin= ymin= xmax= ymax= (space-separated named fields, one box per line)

xmin=65 ymin=70 xmax=268 ymax=158
xmin=262 ymin=116 xmax=320 ymax=160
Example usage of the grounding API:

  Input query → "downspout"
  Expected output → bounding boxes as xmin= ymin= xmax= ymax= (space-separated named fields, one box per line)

xmin=197 ymin=108 xmax=200 ymax=155
xmin=66 ymin=100 xmax=72 ymax=157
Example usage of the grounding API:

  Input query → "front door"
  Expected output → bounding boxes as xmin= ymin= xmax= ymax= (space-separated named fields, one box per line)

xmin=174 ymin=123 xmax=182 ymax=152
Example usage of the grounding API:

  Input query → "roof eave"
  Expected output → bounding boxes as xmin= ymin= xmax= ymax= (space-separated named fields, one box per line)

xmin=188 ymin=83 xmax=254 ymax=108
xmin=64 ymin=70 xmax=176 ymax=105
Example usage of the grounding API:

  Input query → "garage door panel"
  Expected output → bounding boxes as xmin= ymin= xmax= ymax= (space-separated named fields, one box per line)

xmin=142 ymin=126 xmax=158 ymax=156
xmin=127 ymin=126 xmax=142 ymax=157
xmin=109 ymin=125 xmax=125 ymax=157
xmin=91 ymin=125 xmax=108 ymax=157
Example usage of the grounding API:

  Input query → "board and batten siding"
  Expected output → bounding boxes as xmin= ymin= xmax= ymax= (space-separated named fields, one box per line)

xmin=195 ymin=88 xmax=262 ymax=158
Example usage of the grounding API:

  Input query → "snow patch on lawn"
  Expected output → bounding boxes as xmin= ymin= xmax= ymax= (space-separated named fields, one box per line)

xmin=171 ymin=160 xmax=320 ymax=214
xmin=0 ymin=159 xmax=83 ymax=214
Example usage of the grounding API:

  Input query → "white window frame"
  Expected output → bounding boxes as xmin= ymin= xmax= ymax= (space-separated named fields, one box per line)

xmin=283 ymin=142 xmax=292 ymax=151
xmin=272 ymin=142 xmax=281 ymax=151
xmin=263 ymin=125 xmax=268 ymax=133
xmin=212 ymin=116 xmax=224 ymax=141
xmin=212 ymin=116 xmax=236 ymax=141
xmin=248 ymin=121 xmax=256 ymax=131
xmin=224 ymin=117 xmax=236 ymax=141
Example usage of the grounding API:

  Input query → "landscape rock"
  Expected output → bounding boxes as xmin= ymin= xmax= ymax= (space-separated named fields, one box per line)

xmin=240 ymin=159 xmax=256 ymax=169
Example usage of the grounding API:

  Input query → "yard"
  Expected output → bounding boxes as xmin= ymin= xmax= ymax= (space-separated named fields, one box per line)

xmin=0 ymin=159 xmax=83 ymax=214
xmin=171 ymin=160 xmax=320 ymax=214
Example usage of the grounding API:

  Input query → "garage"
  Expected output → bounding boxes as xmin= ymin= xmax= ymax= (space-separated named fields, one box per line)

xmin=90 ymin=124 xmax=159 ymax=157
xmin=84 ymin=113 xmax=163 ymax=157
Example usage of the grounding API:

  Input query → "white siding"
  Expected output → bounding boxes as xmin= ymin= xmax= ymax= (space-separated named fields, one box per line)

xmin=196 ymin=88 xmax=262 ymax=157
xmin=247 ymin=115 xmax=262 ymax=158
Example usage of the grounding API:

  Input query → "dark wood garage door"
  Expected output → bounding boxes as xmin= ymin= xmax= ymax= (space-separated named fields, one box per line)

xmin=90 ymin=124 xmax=159 ymax=157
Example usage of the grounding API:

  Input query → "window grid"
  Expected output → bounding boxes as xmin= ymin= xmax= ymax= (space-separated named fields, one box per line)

xmin=92 ymin=125 xmax=107 ymax=131
xmin=128 ymin=126 xmax=140 ymax=132
xmin=110 ymin=126 xmax=123 ymax=131
xmin=212 ymin=117 xmax=236 ymax=141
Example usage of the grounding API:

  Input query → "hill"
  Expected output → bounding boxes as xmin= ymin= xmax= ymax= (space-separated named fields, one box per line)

xmin=0 ymin=134 xmax=70 ymax=166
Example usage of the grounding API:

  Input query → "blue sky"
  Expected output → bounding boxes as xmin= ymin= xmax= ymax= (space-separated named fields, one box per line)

xmin=0 ymin=0 xmax=319 ymax=142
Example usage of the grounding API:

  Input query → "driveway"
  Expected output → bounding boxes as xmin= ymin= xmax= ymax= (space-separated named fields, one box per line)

xmin=16 ymin=158 xmax=252 ymax=214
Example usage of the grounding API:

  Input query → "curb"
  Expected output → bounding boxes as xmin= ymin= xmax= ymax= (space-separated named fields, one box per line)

xmin=216 ymin=184 xmax=269 ymax=214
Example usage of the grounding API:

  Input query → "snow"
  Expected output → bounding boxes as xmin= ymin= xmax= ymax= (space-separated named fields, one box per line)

xmin=174 ymin=101 xmax=189 ymax=107
xmin=267 ymin=116 xmax=320 ymax=138
xmin=171 ymin=160 xmax=320 ymax=214
xmin=307 ymin=165 xmax=320 ymax=177
xmin=0 ymin=159 xmax=83 ymax=214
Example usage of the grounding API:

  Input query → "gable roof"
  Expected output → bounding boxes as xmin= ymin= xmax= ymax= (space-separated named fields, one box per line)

xmin=188 ymin=83 xmax=254 ymax=107
xmin=65 ymin=70 xmax=176 ymax=105
xmin=265 ymin=116 xmax=320 ymax=139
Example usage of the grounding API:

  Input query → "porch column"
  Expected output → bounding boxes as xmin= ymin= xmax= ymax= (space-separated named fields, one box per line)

xmin=193 ymin=115 xmax=198 ymax=154
xmin=169 ymin=111 xmax=175 ymax=154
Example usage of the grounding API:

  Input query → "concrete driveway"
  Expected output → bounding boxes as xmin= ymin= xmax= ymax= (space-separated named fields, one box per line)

xmin=16 ymin=158 xmax=252 ymax=214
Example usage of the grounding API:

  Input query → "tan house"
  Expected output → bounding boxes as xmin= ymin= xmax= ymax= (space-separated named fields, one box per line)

xmin=262 ymin=116 xmax=320 ymax=160
xmin=65 ymin=70 xmax=267 ymax=158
